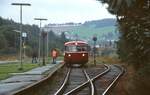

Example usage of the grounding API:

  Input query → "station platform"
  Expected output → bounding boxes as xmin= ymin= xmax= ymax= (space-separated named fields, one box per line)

xmin=0 ymin=61 xmax=64 ymax=95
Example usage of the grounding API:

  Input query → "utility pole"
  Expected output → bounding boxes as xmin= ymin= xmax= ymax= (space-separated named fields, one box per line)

xmin=11 ymin=3 xmax=31 ymax=70
xmin=34 ymin=18 xmax=47 ymax=64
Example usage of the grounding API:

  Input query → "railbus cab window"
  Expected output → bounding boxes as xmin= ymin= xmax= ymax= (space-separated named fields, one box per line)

xmin=65 ymin=45 xmax=88 ymax=52
xmin=65 ymin=46 xmax=77 ymax=52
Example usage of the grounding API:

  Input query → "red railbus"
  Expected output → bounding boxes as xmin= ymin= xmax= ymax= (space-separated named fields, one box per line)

xmin=64 ymin=41 xmax=89 ymax=67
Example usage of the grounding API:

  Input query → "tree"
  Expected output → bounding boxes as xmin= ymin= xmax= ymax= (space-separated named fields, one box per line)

xmin=0 ymin=17 xmax=68 ymax=56
xmin=60 ymin=32 xmax=68 ymax=43
xmin=98 ymin=0 xmax=150 ymax=69
xmin=0 ymin=33 xmax=7 ymax=49
xmin=98 ymin=1 xmax=150 ymax=94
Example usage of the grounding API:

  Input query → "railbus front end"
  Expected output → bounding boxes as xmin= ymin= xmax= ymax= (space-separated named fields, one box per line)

xmin=64 ymin=41 xmax=89 ymax=67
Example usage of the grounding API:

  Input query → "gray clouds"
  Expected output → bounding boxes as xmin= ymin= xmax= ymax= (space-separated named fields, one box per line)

xmin=0 ymin=0 xmax=115 ymax=25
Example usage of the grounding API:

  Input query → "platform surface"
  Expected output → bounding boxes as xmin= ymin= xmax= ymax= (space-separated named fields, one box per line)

xmin=0 ymin=61 xmax=64 ymax=94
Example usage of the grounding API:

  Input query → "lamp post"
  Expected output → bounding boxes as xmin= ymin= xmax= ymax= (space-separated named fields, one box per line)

xmin=11 ymin=3 xmax=31 ymax=70
xmin=42 ymin=31 xmax=47 ymax=65
xmin=44 ymin=27 xmax=50 ymax=64
xmin=34 ymin=18 xmax=47 ymax=64
xmin=47 ymin=30 xmax=49 ymax=63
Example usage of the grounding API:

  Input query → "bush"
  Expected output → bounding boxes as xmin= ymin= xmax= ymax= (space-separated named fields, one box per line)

xmin=127 ymin=64 xmax=150 ymax=95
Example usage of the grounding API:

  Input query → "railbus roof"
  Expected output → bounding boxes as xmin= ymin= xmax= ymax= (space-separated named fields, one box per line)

xmin=64 ymin=41 xmax=88 ymax=46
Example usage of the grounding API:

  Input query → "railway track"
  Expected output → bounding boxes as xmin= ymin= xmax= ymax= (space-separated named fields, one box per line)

xmin=54 ymin=64 xmax=124 ymax=95
xmin=54 ymin=67 xmax=90 ymax=95
xmin=89 ymin=65 xmax=124 ymax=95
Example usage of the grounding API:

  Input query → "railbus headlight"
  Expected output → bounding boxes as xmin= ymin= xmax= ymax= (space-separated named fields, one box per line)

xmin=68 ymin=54 xmax=71 ymax=57
xmin=82 ymin=53 xmax=85 ymax=56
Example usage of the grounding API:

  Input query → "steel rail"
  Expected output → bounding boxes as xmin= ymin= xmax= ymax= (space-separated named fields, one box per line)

xmin=64 ymin=68 xmax=90 ymax=95
xmin=54 ymin=68 xmax=71 ymax=95
xmin=84 ymin=69 xmax=95 ymax=95
xmin=91 ymin=64 xmax=110 ymax=81
xmin=102 ymin=65 xmax=124 ymax=95
xmin=64 ymin=65 xmax=110 ymax=95
xmin=64 ymin=80 xmax=89 ymax=95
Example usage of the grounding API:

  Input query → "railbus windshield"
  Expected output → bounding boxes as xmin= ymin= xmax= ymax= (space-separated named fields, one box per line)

xmin=65 ymin=45 xmax=88 ymax=52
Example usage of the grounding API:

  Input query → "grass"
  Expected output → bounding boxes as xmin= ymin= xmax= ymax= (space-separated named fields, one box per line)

xmin=88 ymin=55 xmax=120 ymax=65
xmin=47 ymin=56 xmax=64 ymax=60
xmin=0 ymin=63 xmax=38 ymax=80
xmin=96 ymin=56 xmax=120 ymax=64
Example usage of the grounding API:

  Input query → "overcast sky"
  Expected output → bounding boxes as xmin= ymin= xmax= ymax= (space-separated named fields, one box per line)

xmin=0 ymin=0 xmax=115 ymax=26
